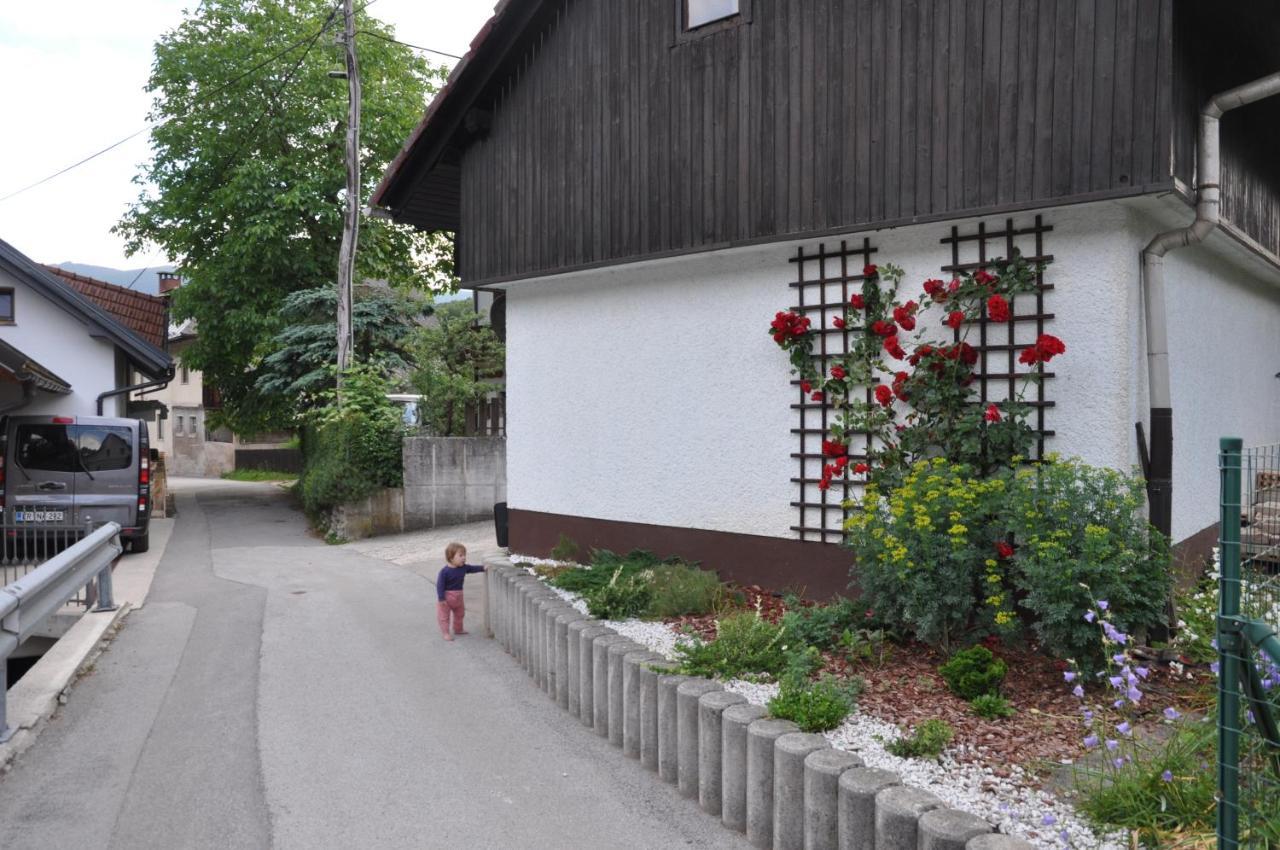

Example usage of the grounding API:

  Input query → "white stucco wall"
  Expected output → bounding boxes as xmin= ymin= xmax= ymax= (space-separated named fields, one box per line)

xmin=503 ymin=198 xmax=1280 ymax=544
xmin=0 ymin=265 xmax=127 ymax=418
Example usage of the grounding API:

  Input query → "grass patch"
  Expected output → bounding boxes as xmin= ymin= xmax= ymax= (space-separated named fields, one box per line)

xmin=780 ymin=595 xmax=863 ymax=651
xmin=222 ymin=469 xmax=299 ymax=482
xmin=1074 ymin=720 xmax=1221 ymax=847
xmin=547 ymin=550 xmax=725 ymax=621
xmin=886 ymin=719 xmax=955 ymax=760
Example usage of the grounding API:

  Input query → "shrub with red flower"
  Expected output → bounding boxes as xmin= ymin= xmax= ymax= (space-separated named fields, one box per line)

xmin=830 ymin=364 xmax=846 ymax=380
xmin=874 ymin=385 xmax=893 ymax=407
xmin=871 ymin=320 xmax=896 ymax=337
xmin=984 ymin=403 xmax=1002 ymax=423
xmin=822 ymin=439 xmax=848 ymax=458
xmin=833 ymin=317 xmax=846 ymax=329
xmin=882 ymin=335 xmax=906 ymax=361
xmin=995 ymin=540 xmax=1015 ymax=559
xmin=945 ymin=310 xmax=966 ymax=330
xmin=863 ymin=264 xmax=878 ymax=278
xmin=1018 ymin=333 xmax=1066 ymax=365
xmin=893 ymin=301 xmax=918 ymax=332
xmin=850 ymin=293 xmax=865 ymax=309
xmin=923 ymin=278 xmax=947 ymax=302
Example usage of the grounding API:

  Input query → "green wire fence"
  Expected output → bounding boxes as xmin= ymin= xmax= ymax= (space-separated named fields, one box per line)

xmin=1218 ymin=438 xmax=1280 ymax=849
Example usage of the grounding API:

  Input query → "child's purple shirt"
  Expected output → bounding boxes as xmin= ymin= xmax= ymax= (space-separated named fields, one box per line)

xmin=436 ymin=564 xmax=485 ymax=600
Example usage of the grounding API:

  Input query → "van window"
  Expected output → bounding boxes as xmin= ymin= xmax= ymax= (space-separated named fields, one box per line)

xmin=16 ymin=424 xmax=79 ymax=472
xmin=77 ymin=425 xmax=133 ymax=472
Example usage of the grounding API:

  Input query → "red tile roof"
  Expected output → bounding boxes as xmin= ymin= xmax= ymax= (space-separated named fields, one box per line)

xmin=43 ymin=266 xmax=169 ymax=349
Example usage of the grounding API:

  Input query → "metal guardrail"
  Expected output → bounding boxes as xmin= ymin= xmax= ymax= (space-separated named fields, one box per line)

xmin=0 ymin=522 xmax=122 ymax=743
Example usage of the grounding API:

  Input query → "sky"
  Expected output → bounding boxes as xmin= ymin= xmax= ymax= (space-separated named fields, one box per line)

xmin=0 ymin=0 xmax=494 ymax=271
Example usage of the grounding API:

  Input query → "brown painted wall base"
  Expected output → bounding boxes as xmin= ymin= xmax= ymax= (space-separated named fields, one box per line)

xmin=509 ymin=509 xmax=854 ymax=600
xmin=1171 ymin=521 xmax=1218 ymax=589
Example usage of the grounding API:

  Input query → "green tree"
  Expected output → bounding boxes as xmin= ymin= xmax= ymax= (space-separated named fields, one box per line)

xmin=256 ymin=282 xmax=432 ymax=406
xmin=116 ymin=0 xmax=452 ymax=433
xmin=408 ymin=302 xmax=505 ymax=436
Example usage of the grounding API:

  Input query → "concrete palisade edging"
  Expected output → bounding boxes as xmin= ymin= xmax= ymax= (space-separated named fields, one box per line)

xmin=485 ymin=557 xmax=1020 ymax=850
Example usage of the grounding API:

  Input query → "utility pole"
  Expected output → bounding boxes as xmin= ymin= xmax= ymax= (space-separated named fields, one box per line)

xmin=336 ymin=0 xmax=361 ymax=378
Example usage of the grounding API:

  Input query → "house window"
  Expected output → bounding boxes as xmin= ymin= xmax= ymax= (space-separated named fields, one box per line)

xmin=181 ymin=363 xmax=190 ymax=384
xmin=174 ymin=417 xmax=183 ymax=436
xmin=685 ymin=0 xmax=738 ymax=29
xmin=0 ymin=288 xmax=13 ymax=322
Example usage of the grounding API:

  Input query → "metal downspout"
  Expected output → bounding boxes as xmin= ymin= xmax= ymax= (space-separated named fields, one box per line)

xmin=1140 ymin=71 xmax=1280 ymax=540
xmin=96 ymin=367 xmax=176 ymax=416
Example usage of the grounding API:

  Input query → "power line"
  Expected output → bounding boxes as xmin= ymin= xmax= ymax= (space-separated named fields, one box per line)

xmin=0 ymin=0 xmax=345 ymax=206
xmin=355 ymin=30 xmax=462 ymax=61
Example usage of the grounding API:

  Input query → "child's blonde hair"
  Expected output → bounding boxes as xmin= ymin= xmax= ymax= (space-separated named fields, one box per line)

xmin=445 ymin=542 xmax=467 ymax=562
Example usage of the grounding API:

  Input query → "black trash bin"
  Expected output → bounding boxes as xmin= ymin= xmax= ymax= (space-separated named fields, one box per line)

xmin=493 ymin=502 xmax=509 ymax=548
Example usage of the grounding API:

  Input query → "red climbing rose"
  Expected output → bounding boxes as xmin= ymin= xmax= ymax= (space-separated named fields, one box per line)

xmin=850 ymin=293 xmax=865 ymax=309
xmin=987 ymin=294 xmax=1010 ymax=323
xmin=995 ymin=541 xmax=1015 ymax=559
xmin=863 ymin=264 xmax=878 ymax=278
xmin=874 ymin=385 xmax=893 ymax=406
xmin=985 ymin=403 xmax=1002 ymax=423
xmin=945 ymin=310 xmax=965 ymax=330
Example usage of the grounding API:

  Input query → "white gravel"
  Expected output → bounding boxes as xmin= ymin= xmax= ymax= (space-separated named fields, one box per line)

xmin=514 ymin=556 xmax=1125 ymax=850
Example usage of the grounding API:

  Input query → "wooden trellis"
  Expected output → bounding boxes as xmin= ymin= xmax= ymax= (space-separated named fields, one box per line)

xmin=787 ymin=217 xmax=1056 ymax=544
xmin=940 ymin=216 xmax=1056 ymax=460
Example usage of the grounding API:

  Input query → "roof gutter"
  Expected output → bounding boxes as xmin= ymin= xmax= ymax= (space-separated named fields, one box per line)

xmin=1140 ymin=70 xmax=1280 ymax=539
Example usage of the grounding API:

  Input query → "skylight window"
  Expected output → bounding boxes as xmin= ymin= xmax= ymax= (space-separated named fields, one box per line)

xmin=686 ymin=0 xmax=739 ymax=30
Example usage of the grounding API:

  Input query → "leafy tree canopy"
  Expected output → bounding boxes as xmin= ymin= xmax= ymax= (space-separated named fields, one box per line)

xmin=256 ymin=282 xmax=432 ymax=407
xmin=408 ymin=302 xmax=505 ymax=436
xmin=116 ymin=0 xmax=453 ymax=433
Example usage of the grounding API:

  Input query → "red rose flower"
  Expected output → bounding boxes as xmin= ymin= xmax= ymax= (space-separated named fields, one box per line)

xmin=987 ymin=294 xmax=1010 ymax=323
xmin=995 ymin=541 xmax=1015 ymax=559
xmin=974 ymin=268 xmax=998 ymax=287
xmin=984 ymin=403 xmax=1002 ymax=423
xmin=811 ymin=391 xmax=825 ymax=402
xmin=945 ymin=310 xmax=965 ymax=330
xmin=773 ymin=332 xmax=785 ymax=343
xmin=1019 ymin=333 xmax=1066 ymax=365
xmin=800 ymin=381 xmax=812 ymax=394
xmin=958 ymin=342 xmax=979 ymax=366
xmin=853 ymin=462 xmax=869 ymax=475
xmin=923 ymin=278 xmax=946 ymax=302
xmin=883 ymin=335 xmax=906 ymax=360
xmin=874 ymin=385 xmax=893 ymax=406
xmin=831 ymin=364 xmax=846 ymax=380
xmin=893 ymin=301 xmax=918 ymax=332
xmin=833 ymin=317 xmax=846 ymax=329
xmin=850 ymin=293 xmax=866 ymax=309
xmin=817 ymin=479 xmax=830 ymax=492
xmin=863 ymin=264 xmax=878 ymax=278
xmin=948 ymin=278 xmax=961 ymax=293
xmin=871 ymin=320 xmax=895 ymax=337
xmin=893 ymin=371 xmax=910 ymax=401
xmin=822 ymin=439 xmax=849 ymax=458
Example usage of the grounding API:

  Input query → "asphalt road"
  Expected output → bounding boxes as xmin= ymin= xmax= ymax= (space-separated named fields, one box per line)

xmin=0 ymin=479 xmax=750 ymax=850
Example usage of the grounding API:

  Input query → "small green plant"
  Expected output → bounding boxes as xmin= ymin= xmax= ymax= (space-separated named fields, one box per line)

xmin=938 ymin=646 xmax=1007 ymax=700
xmin=222 ymin=468 xmax=299 ymax=482
xmin=839 ymin=627 xmax=892 ymax=667
xmin=886 ymin=719 xmax=955 ymax=760
xmin=647 ymin=565 xmax=724 ymax=618
xmin=781 ymin=645 xmax=823 ymax=687
xmin=549 ymin=533 xmax=581 ymax=563
xmin=584 ymin=567 xmax=653 ymax=619
xmin=780 ymin=596 xmax=862 ymax=651
xmin=673 ymin=611 xmax=789 ymax=679
xmin=768 ymin=674 xmax=862 ymax=732
xmin=970 ymin=693 xmax=1015 ymax=720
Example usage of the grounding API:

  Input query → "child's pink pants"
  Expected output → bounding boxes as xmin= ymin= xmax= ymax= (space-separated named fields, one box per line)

xmin=437 ymin=591 xmax=465 ymax=637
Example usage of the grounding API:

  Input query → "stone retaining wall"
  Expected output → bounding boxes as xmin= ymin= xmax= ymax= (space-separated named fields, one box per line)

xmin=484 ymin=556 xmax=1033 ymax=850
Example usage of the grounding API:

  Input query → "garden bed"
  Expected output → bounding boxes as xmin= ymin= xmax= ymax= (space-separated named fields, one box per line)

xmin=513 ymin=554 xmax=1216 ymax=850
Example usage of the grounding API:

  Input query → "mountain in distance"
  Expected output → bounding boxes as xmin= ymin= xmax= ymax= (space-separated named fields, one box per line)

xmin=54 ymin=262 xmax=175 ymax=295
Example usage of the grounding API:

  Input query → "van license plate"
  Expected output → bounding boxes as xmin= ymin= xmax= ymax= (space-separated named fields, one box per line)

xmin=16 ymin=511 xmax=65 ymax=523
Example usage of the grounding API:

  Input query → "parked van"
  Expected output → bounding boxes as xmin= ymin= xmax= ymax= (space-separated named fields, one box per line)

xmin=0 ymin=415 xmax=152 ymax=553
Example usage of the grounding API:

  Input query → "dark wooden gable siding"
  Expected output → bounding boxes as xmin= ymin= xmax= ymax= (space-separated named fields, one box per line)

xmin=1171 ymin=0 xmax=1280 ymax=258
xmin=457 ymin=0 xmax=1175 ymax=284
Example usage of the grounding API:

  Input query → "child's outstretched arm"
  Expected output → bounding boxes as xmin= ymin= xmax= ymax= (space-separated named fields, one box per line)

xmin=436 ymin=568 xmax=448 ymax=601
xmin=464 ymin=564 xmax=486 ymax=574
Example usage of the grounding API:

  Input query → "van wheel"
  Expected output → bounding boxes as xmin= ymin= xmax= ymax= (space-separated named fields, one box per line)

xmin=131 ymin=533 xmax=150 ymax=554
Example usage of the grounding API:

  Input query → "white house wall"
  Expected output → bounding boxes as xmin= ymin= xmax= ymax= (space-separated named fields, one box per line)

xmin=1162 ymin=237 xmax=1280 ymax=542
xmin=504 ymin=199 xmax=1280 ymax=545
xmin=0 ymin=265 xmax=125 ymax=418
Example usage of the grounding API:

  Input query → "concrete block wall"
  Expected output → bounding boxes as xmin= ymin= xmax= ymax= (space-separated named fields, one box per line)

xmin=485 ymin=556 xmax=1033 ymax=850
xmin=403 ymin=436 xmax=506 ymax=529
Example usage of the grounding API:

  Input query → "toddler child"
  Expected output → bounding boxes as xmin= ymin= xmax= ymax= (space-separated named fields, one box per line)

xmin=436 ymin=542 xmax=485 ymax=641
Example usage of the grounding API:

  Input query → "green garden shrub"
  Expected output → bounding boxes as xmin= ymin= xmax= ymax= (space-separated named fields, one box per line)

xmin=768 ymin=674 xmax=862 ymax=732
xmin=780 ymin=596 xmax=862 ymax=651
xmin=298 ymin=365 xmax=405 ymax=517
xmin=647 ymin=565 xmax=724 ymax=618
xmin=970 ymin=693 xmax=1015 ymax=720
xmin=549 ymin=533 xmax=581 ymax=562
xmin=584 ymin=567 xmax=653 ymax=620
xmin=673 ymin=611 xmax=789 ymax=679
xmin=1003 ymin=457 xmax=1170 ymax=672
xmin=886 ymin=719 xmax=955 ymax=760
xmin=938 ymin=646 xmax=1007 ymax=700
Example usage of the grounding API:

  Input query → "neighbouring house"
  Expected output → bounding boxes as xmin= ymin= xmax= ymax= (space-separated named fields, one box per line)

xmin=372 ymin=0 xmax=1280 ymax=595
xmin=144 ymin=273 xmax=296 ymax=478
xmin=0 ymin=238 xmax=172 ymax=420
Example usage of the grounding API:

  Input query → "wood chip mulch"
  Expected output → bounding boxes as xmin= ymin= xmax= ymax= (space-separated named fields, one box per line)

xmin=663 ymin=586 xmax=1213 ymax=778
